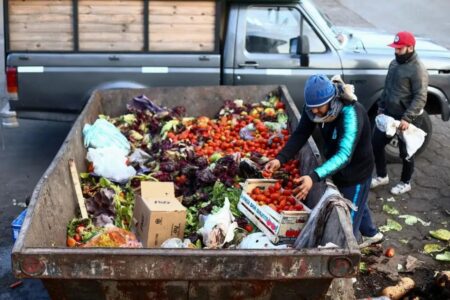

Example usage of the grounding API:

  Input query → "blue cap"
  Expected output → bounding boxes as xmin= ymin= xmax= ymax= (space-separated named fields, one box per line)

xmin=304 ymin=74 xmax=336 ymax=108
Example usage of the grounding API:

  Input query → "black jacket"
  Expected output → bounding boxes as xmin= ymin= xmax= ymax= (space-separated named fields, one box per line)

xmin=379 ymin=52 xmax=428 ymax=122
xmin=276 ymin=101 xmax=374 ymax=187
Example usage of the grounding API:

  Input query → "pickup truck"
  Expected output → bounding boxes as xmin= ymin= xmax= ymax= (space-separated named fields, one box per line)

xmin=5 ymin=0 xmax=450 ymax=160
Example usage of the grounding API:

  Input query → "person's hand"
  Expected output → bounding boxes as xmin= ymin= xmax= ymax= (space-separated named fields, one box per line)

xmin=264 ymin=159 xmax=281 ymax=173
xmin=293 ymin=175 xmax=313 ymax=201
xmin=399 ymin=119 xmax=409 ymax=131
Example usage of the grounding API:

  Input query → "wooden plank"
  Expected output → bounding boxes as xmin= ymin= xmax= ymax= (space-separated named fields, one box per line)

xmin=9 ymin=14 xmax=72 ymax=23
xmin=78 ymin=0 xmax=146 ymax=5
xmin=149 ymin=42 xmax=214 ymax=51
xmin=9 ymin=41 xmax=73 ymax=51
xmin=79 ymin=42 xmax=144 ymax=51
xmin=78 ymin=5 xmax=143 ymax=15
xmin=150 ymin=1 xmax=215 ymax=7
xmin=10 ymin=23 xmax=72 ymax=33
xmin=149 ymin=14 xmax=215 ymax=24
xmin=80 ymin=32 xmax=143 ymax=43
xmin=79 ymin=14 xmax=142 ymax=24
xmin=69 ymin=159 xmax=89 ymax=219
xmin=149 ymin=5 xmax=214 ymax=16
xmin=150 ymin=32 xmax=214 ymax=43
xmin=8 ymin=0 xmax=69 ymax=5
xmin=10 ymin=33 xmax=72 ymax=42
xmin=9 ymin=5 xmax=72 ymax=15
xmin=80 ymin=23 xmax=142 ymax=33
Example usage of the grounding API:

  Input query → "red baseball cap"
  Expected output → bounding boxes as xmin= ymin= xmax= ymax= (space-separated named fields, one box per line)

xmin=388 ymin=31 xmax=416 ymax=48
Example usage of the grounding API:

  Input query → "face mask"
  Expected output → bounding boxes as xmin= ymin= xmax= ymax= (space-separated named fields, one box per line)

xmin=395 ymin=51 xmax=414 ymax=64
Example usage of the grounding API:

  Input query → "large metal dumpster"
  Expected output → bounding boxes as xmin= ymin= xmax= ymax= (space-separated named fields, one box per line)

xmin=12 ymin=85 xmax=360 ymax=300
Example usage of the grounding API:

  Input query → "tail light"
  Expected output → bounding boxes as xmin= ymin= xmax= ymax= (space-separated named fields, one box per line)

xmin=6 ymin=66 xmax=18 ymax=94
xmin=328 ymin=257 xmax=354 ymax=277
xmin=20 ymin=256 xmax=46 ymax=276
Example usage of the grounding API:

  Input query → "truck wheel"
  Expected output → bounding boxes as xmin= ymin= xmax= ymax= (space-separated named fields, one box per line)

xmin=385 ymin=111 xmax=432 ymax=163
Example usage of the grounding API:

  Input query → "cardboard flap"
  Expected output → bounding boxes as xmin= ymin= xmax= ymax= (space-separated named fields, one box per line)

xmin=141 ymin=182 xmax=175 ymax=199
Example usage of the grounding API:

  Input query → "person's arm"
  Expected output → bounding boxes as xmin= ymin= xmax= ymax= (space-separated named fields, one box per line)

xmin=402 ymin=63 xmax=428 ymax=122
xmin=310 ymin=105 xmax=362 ymax=182
xmin=276 ymin=107 xmax=315 ymax=164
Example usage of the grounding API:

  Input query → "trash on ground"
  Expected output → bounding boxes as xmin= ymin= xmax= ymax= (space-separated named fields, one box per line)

xmin=429 ymin=229 xmax=450 ymax=241
xmin=379 ymin=218 xmax=403 ymax=232
xmin=423 ymin=243 xmax=446 ymax=254
xmin=398 ymin=214 xmax=430 ymax=226
xmin=435 ymin=251 xmax=450 ymax=262
xmin=386 ymin=197 xmax=396 ymax=202
xmin=383 ymin=204 xmax=399 ymax=215
xmin=380 ymin=277 xmax=415 ymax=300
xmin=9 ymin=281 xmax=23 ymax=289
xmin=405 ymin=255 xmax=423 ymax=272
xmin=385 ymin=247 xmax=395 ymax=257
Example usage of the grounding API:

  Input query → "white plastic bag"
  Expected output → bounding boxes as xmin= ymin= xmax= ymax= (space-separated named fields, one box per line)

xmin=197 ymin=198 xmax=238 ymax=249
xmin=160 ymin=238 xmax=195 ymax=248
xmin=375 ymin=114 xmax=427 ymax=159
xmin=83 ymin=119 xmax=130 ymax=155
xmin=399 ymin=126 xmax=427 ymax=160
xmin=375 ymin=114 xmax=398 ymax=137
xmin=87 ymin=147 xmax=136 ymax=183
xmin=238 ymin=232 xmax=288 ymax=249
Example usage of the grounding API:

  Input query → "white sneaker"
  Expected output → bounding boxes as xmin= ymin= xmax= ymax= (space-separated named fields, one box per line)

xmin=2 ymin=115 xmax=19 ymax=128
xmin=359 ymin=232 xmax=384 ymax=248
xmin=390 ymin=182 xmax=411 ymax=195
xmin=370 ymin=175 xmax=389 ymax=189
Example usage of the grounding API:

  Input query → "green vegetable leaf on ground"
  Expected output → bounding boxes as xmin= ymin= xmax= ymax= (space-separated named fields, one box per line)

xmin=423 ymin=244 xmax=446 ymax=254
xmin=429 ymin=229 xmax=450 ymax=241
xmin=435 ymin=251 xmax=450 ymax=262
xmin=399 ymin=215 xmax=430 ymax=226
xmin=383 ymin=204 xmax=399 ymax=215
xmin=379 ymin=218 xmax=403 ymax=232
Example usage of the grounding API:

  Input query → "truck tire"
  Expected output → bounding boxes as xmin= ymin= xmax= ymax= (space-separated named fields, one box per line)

xmin=385 ymin=111 xmax=432 ymax=163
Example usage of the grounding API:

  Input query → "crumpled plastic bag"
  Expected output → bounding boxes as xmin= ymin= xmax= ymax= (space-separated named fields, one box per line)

xmin=294 ymin=184 xmax=355 ymax=249
xmin=82 ymin=225 xmax=142 ymax=248
xmin=129 ymin=148 xmax=151 ymax=168
xmin=83 ymin=119 xmax=130 ymax=155
xmin=160 ymin=238 xmax=196 ymax=248
xmin=87 ymin=147 xmax=136 ymax=183
xmin=238 ymin=232 xmax=288 ymax=249
xmin=197 ymin=198 xmax=238 ymax=249
xmin=375 ymin=114 xmax=427 ymax=160
xmin=239 ymin=123 xmax=255 ymax=140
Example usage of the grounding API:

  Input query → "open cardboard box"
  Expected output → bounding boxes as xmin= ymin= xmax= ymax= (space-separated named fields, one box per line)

xmin=133 ymin=182 xmax=186 ymax=248
xmin=238 ymin=179 xmax=310 ymax=244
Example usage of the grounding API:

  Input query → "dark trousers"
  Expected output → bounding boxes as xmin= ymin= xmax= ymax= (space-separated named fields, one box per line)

xmin=338 ymin=177 xmax=378 ymax=240
xmin=372 ymin=115 xmax=423 ymax=183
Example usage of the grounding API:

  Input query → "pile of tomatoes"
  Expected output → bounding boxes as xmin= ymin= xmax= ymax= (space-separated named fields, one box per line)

xmin=249 ymin=181 xmax=304 ymax=213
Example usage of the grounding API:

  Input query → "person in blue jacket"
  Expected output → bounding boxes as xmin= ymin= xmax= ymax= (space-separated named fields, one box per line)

xmin=265 ymin=74 xmax=382 ymax=247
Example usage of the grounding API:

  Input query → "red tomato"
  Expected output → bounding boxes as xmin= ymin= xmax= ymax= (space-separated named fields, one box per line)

xmin=244 ymin=224 xmax=254 ymax=233
xmin=274 ymin=182 xmax=281 ymax=191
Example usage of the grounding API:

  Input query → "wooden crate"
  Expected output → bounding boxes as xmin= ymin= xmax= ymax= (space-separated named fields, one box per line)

xmin=149 ymin=1 xmax=216 ymax=51
xmin=78 ymin=0 xmax=145 ymax=51
xmin=8 ymin=0 xmax=74 ymax=51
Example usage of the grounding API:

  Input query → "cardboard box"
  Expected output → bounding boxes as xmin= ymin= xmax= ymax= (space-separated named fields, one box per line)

xmin=133 ymin=182 xmax=186 ymax=248
xmin=237 ymin=179 xmax=310 ymax=244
